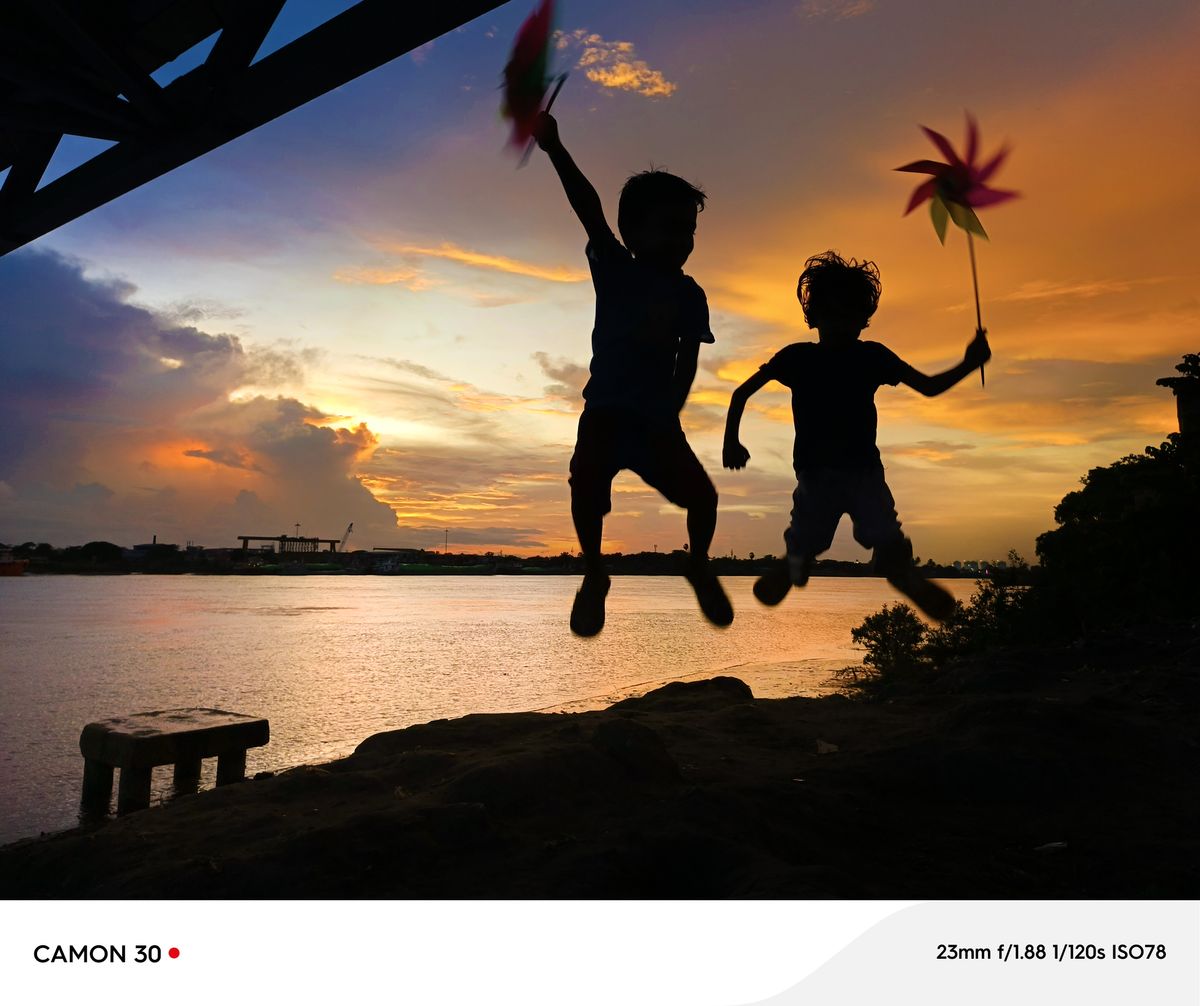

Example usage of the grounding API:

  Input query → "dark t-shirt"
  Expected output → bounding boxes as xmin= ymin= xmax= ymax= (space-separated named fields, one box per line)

xmin=760 ymin=340 xmax=909 ymax=470
xmin=582 ymin=228 xmax=714 ymax=418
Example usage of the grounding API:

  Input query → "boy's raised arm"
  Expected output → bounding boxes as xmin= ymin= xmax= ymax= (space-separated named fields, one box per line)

xmin=900 ymin=328 xmax=991 ymax=397
xmin=723 ymin=369 xmax=772 ymax=469
xmin=533 ymin=112 xmax=610 ymax=245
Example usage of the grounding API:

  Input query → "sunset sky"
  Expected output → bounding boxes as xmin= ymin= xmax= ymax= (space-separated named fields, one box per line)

xmin=2 ymin=0 xmax=1197 ymax=562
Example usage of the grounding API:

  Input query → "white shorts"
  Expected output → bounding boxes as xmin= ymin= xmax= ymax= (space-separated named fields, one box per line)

xmin=783 ymin=465 xmax=904 ymax=558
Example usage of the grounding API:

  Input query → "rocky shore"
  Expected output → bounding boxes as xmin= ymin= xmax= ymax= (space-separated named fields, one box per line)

xmin=1 ymin=627 xmax=1196 ymax=898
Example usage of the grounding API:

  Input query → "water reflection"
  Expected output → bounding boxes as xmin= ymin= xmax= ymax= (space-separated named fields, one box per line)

xmin=2 ymin=574 xmax=977 ymax=843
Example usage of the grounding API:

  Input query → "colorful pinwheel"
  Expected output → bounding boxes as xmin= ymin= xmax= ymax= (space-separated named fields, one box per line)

xmin=501 ymin=0 xmax=567 ymax=163
xmin=896 ymin=114 xmax=1018 ymax=385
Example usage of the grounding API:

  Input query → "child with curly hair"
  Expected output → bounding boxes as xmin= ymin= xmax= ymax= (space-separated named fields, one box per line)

xmin=722 ymin=251 xmax=990 ymax=620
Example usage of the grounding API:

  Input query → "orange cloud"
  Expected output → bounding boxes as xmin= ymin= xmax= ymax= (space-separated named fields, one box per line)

xmin=881 ymin=386 xmax=1177 ymax=446
xmin=713 ymin=358 xmax=766 ymax=384
xmin=687 ymin=387 xmax=732 ymax=408
xmin=332 ymin=265 xmax=439 ymax=290
xmin=557 ymin=29 xmax=677 ymax=97
xmin=446 ymin=383 xmax=530 ymax=414
xmin=379 ymin=241 xmax=588 ymax=283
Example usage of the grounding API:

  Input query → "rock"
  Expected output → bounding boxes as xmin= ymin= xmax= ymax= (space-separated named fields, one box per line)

xmin=383 ymin=749 xmax=459 ymax=787
xmin=419 ymin=802 xmax=494 ymax=850
xmin=591 ymin=718 xmax=680 ymax=784
xmin=444 ymin=745 xmax=608 ymax=810
xmin=613 ymin=676 xmax=754 ymax=712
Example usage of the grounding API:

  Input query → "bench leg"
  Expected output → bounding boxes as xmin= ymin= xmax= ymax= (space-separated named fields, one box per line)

xmin=216 ymin=749 xmax=246 ymax=786
xmin=81 ymin=760 xmax=113 ymax=815
xmin=173 ymin=757 xmax=203 ymax=793
xmin=117 ymin=766 xmax=153 ymax=814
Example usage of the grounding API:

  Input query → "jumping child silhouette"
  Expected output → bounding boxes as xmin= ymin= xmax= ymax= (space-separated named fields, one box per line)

xmin=533 ymin=111 xmax=732 ymax=636
xmin=723 ymin=251 xmax=990 ymax=620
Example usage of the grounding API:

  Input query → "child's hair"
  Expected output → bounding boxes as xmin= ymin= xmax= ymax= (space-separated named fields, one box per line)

xmin=617 ymin=169 xmax=706 ymax=244
xmin=797 ymin=251 xmax=881 ymax=329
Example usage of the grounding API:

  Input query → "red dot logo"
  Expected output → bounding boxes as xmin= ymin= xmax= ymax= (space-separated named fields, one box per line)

xmin=168 ymin=948 xmax=180 ymax=959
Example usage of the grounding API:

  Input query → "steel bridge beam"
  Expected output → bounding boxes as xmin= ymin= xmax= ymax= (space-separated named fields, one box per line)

xmin=0 ymin=0 xmax=507 ymax=256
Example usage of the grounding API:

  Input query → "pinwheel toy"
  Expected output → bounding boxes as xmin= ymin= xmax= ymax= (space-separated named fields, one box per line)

xmin=502 ymin=0 xmax=568 ymax=167
xmin=896 ymin=114 xmax=1018 ymax=385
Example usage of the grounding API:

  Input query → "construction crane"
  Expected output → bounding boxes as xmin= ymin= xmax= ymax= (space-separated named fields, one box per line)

xmin=340 ymin=523 xmax=354 ymax=552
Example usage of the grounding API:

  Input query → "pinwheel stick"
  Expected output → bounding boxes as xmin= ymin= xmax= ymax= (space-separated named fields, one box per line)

xmin=517 ymin=72 xmax=568 ymax=169
xmin=895 ymin=115 xmax=1017 ymax=390
xmin=967 ymin=232 xmax=985 ymax=388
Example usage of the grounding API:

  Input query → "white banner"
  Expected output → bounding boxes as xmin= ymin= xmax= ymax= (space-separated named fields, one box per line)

xmin=1 ymin=901 xmax=1195 ymax=1004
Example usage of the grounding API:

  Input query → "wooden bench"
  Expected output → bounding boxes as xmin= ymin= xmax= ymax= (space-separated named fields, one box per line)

xmin=79 ymin=708 xmax=270 ymax=815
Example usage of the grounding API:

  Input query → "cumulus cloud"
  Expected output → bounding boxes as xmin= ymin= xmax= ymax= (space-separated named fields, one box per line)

xmin=242 ymin=343 xmax=318 ymax=388
xmin=556 ymin=29 xmax=677 ymax=97
xmin=0 ymin=250 xmax=398 ymax=548
xmin=182 ymin=447 xmax=263 ymax=471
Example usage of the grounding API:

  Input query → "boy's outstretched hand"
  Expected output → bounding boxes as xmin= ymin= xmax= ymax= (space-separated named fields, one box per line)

xmin=965 ymin=327 xmax=991 ymax=370
xmin=533 ymin=111 xmax=560 ymax=152
xmin=723 ymin=440 xmax=751 ymax=470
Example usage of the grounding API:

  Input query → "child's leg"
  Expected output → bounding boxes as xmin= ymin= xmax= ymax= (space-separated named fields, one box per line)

xmin=772 ymin=469 xmax=843 ymax=596
xmin=873 ymin=536 xmax=954 ymax=621
xmin=753 ymin=558 xmax=792 ymax=606
xmin=685 ymin=491 xmax=717 ymax=559
xmin=847 ymin=465 xmax=902 ymax=564
xmin=567 ymin=410 xmax=620 ymax=635
xmin=849 ymin=467 xmax=955 ymax=622
xmin=570 ymin=504 xmax=605 ymax=576
xmin=633 ymin=422 xmax=731 ymax=626
xmin=681 ymin=487 xmax=733 ymax=627
xmin=632 ymin=420 xmax=719 ymax=558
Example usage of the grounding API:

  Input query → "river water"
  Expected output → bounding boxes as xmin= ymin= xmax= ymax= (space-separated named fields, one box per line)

xmin=0 ymin=574 xmax=977 ymax=844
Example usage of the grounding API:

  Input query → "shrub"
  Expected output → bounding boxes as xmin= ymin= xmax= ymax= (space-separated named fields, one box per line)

xmin=838 ymin=602 xmax=931 ymax=696
xmin=839 ymin=581 xmax=1030 ymax=697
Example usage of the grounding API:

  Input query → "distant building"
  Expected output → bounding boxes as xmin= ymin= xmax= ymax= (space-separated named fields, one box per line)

xmin=237 ymin=534 xmax=342 ymax=553
xmin=127 ymin=534 xmax=178 ymax=561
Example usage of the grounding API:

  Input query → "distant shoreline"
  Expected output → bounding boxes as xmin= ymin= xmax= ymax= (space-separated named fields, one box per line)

xmin=3 ymin=542 xmax=1026 ymax=582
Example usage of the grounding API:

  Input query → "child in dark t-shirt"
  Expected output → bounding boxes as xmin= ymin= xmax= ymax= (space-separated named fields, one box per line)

xmin=722 ymin=251 xmax=990 ymax=620
xmin=533 ymin=111 xmax=732 ymax=636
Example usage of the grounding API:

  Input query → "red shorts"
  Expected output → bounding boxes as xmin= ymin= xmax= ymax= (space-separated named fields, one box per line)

xmin=569 ymin=408 xmax=717 ymax=517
